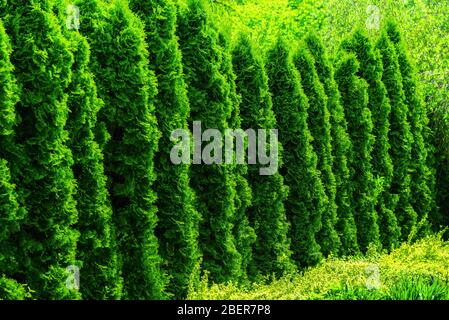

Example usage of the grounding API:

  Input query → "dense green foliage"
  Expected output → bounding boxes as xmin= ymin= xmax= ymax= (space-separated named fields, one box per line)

xmin=76 ymin=0 xmax=165 ymax=299
xmin=335 ymin=53 xmax=381 ymax=252
xmin=0 ymin=18 xmax=23 ymax=279
xmin=232 ymin=34 xmax=294 ymax=278
xmin=386 ymin=22 xmax=435 ymax=234
xmin=376 ymin=32 xmax=416 ymax=241
xmin=304 ymin=34 xmax=359 ymax=256
xmin=218 ymin=32 xmax=255 ymax=283
xmin=0 ymin=0 xmax=444 ymax=300
xmin=177 ymin=0 xmax=242 ymax=283
xmin=342 ymin=30 xmax=400 ymax=250
xmin=266 ymin=39 xmax=325 ymax=267
xmin=128 ymin=0 xmax=201 ymax=299
xmin=293 ymin=46 xmax=340 ymax=256
xmin=1 ymin=0 xmax=79 ymax=299
xmin=59 ymin=12 xmax=123 ymax=299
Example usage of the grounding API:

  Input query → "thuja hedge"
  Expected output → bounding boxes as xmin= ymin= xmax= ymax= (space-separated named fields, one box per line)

xmin=0 ymin=0 xmax=442 ymax=299
xmin=218 ymin=32 xmax=255 ymax=283
xmin=54 ymin=0 xmax=123 ymax=299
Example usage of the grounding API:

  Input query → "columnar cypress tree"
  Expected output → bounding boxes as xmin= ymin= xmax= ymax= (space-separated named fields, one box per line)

xmin=0 ymin=0 xmax=79 ymax=299
xmin=218 ymin=32 xmax=255 ymax=282
xmin=335 ymin=53 xmax=381 ymax=252
xmin=232 ymin=34 xmax=294 ymax=277
xmin=0 ymin=18 xmax=24 ymax=272
xmin=76 ymin=0 xmax=166 ymax=299
xmin=266 ymin=38 xmax=325 ymax=267
xmin=293 ymin=46 xmax=340 ymax=256
xmin=376 ymin=32 xmax=417 ymax=241
xmin=386 ymin=22 xmax=435 ymax=234
xmin=304 ymin=34 xmax=359 ymax=255
xmin=342 ymin=30 xmax=400 ymax=250
xmin=51 ymin=0 xmax=123 ymax=298
xmin=128 ymin=0 xmax=201 ymax=298
xmin=177 ymin=0 xmax=242 ymax=283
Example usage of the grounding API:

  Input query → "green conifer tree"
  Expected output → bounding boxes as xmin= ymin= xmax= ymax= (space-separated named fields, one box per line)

xmin=76 ymin=0 xmax=166 ymax=299
xmin=0 ymin=18 xmax=25 ymax=277
xmin=177 ymin=0 xmax=242 ymax=283
xmin=0 ymin=0 xmax=79 ymax=299
xmin=266 ymin=38 xmax=325 ymax=267
xmin=232 ymin=34 xmax=294 ymax=278
xmin=50 ymin=0 xmax=124 ymax=298
xmin=376 ymin=32 xmax=417 ymax=241
xmin=386 ymin=22 xmax=435 ymax=235
xmin=217 ymin=32 xmax=255 ymax=282
xmin=342 ymin=30 xmax=400 ymax=250
xmin=335 ymin=53 xmax=381 ymax=252
xmin=293 ymin=46 xmax=340 ymax=256
xmin=128 ymin=0 xmax=201 ymax=298
xmin=304 ymin=34 xmax=359 ymax=255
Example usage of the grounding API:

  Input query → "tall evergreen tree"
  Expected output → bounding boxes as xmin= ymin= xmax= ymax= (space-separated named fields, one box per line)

xmin=335 ymin=53 xmax=381 ymax=252
xmin=51 ymin=0 xmax=123 ymax=299
xmin=376 ymin=32 xmax=417 ymax=241
xmin=0 ymin=18 xmax=24 ymax=276
xmin=293 ymin=46 xmax=340 ymax=256
xmin=386 ymin=22 xmax=435 ymax=234
xmin=76 ymin=0 xmax=166 ymax=299
xmin=177 ymin=0 xmax=242 ymax=283
xmin=232 ymin=34 xmax=294 ymax=278
xmin=304 ymin=34 xmax=359 ymax=255
xmin=218 ymin=32 xmax=255 ymax=282
xmin=342 ymin=30 xmax=400 ymax=250
xmin=128 ymin=0 xmax=201 ymax=298
xmin=266 ymin=38 xmax=325 ymax=267
xmin=0 ymin=0 xmax=79 ymax=299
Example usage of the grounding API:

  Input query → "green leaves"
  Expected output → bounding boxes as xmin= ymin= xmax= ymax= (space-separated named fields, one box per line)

xmin=266 ymin=38 xmax=324 ymax=267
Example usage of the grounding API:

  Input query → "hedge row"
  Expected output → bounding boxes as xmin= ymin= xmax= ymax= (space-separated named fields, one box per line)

xmin=0 ymin=0 xmax=437 ymax=300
